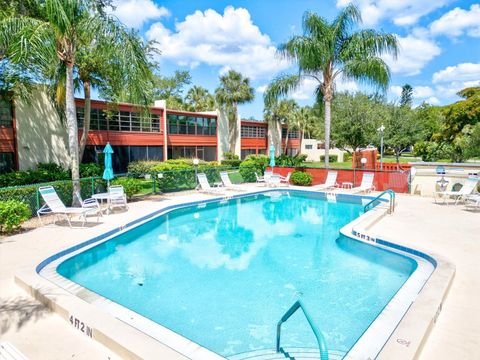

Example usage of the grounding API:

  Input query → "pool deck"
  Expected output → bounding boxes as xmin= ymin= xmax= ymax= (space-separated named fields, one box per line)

xmin=0 ymin=187 xmax=479 ymax=359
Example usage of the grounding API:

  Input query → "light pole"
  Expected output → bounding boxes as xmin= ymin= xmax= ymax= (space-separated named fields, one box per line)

xmin=377 ymin=124 xmax=385 ymax=171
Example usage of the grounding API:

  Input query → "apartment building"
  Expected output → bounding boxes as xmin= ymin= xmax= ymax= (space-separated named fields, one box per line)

xmin=0 ymin=90 xmax=301 ymax=173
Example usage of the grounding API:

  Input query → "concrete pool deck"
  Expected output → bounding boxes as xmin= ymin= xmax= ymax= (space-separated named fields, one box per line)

xmin=0 ymin=188 xmax=478 ymax=359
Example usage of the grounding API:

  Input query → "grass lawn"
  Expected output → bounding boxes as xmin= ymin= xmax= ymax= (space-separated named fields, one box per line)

xmin=302 ymin=155 xmax=422 ymax=169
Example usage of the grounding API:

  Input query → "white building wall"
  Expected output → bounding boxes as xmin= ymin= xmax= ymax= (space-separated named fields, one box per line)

xmin=301 ymin=139 xmax=345 ymax=162
xmin=15 ymin=88 xmax=70 ymax=170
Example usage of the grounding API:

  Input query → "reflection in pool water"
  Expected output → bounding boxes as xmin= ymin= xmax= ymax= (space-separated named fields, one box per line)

xmin=58 ymin=191 xmax=417 ymax=356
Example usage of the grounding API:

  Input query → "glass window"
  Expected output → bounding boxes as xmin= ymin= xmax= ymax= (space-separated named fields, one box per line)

xmin=258 ymin=127 xmax=266 ymax=138
xmin=184 ymin=146 xmax=196 ymax=158
xmin=111 ymin=145 xmax=129 ymax=173
xmin=305 ymin=144 xmax=313 ymax=149
xmin=0 ymin=97 xmax=12 ymax=128
xmin=203 ymin=146 xmax=216 ymax=161
xmin=187 ymin=116 xmax=196 ymax=135
xmin=178 ymin=115 xmax=187 ymax=134
xmin=168 ymin=114 xmax=178 ymax=134
xmin=258 ymin=149 xmax=266 ymax=155
xmin=241 ymin=149 xmax=256 ymax=159
xmin=129 ymin=146 xmax=147 ymax=162
xmin=0 ymin=152 xmax=14 ymax=172
xmin=76 ymin=107 xmax=84 ymax=129
xmin=131 ymin=112 xmax=141 ymax=132
xmin=119 ymin=111 xmax=131 ymax=131
xmin=108 ymin=112 xmax=120 ymax=131
xmin=151 ymin=115 xmax=160 ymax=132
xmin=147 ymin=146 xmax=163 ymax=161
xmin=209 ymin=118 xmax=216 ymax=135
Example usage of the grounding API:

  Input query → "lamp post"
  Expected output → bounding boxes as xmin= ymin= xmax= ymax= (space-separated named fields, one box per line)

xmin=377 ymin=124 xmax=385 ymax=171
xmin=193 ymin=158 xmax=199 ymax=185
xmin=361 ymin=157 xmax=367 ymax=169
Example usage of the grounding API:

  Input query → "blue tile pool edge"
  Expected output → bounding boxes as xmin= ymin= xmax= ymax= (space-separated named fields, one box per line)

xmin=35 ymin=189 xmax=439 ymax=360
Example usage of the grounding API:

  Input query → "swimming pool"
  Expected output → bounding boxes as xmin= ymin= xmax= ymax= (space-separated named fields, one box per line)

xmin=53 ymin=191 xmax=420 ymax=358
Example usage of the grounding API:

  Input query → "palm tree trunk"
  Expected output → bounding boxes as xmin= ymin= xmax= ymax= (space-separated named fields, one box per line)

xmin=66 ymin=64 xmax=81 ymax=205
xmin=284 ymin=126 xmax=289 ymax=155
xmin=79 ymin=79 xmax=91 ymax=162
xmin=324 ymin=99 xmax=331 ymax=167
xmin=229 ymin=102 xmax=238 ymax=153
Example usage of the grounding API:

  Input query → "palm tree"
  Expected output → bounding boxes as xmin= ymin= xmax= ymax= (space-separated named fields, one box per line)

xmin=264 ymin=99 xmax=297 ymax=156
xmin=264 ymin=4 xmax=398 ymax=166
xmin=1 ymin=0 xmax=155 ymax=195
xmin=215 ymin=70 xmax=255 ymax=153
xmin=292 ymin=107 xmax=316 ymax=150
xmin=186 ymin=85 xmax=215 ymax=112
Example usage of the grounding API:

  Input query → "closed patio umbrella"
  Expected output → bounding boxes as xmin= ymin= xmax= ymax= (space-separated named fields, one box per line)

xmin=103 ymin=142 xmax=114 ymax=187
xmin=269 ymin=142 xmax=276 ymax=168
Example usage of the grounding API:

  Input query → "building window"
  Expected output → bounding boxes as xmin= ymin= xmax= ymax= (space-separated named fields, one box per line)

xmin=282 ymin=128 xmax=300 ymax=139
xmin=167 ymin=114 xmax=216 ymax=135
xmin=168 ymin=146 xmax=217 ymax=161
xmin=0 ymin=96 xmax=13 ymax=128
xmin=317 ymin=143 xmax=325 ymax=150
xmin=0 ymin=152 xmax=14 ymax=172
xmin=77 ymin=107 xmax=160 ymax=133
xmin=83 ymin=145 xmax=163 ymax=173
xmin=305 ymin=144 xmax=313 ymax=150
xmin=241 ymin=149 xmax=257 ymax=159
xmin=241 ymin=125 xmax=266 ymax=138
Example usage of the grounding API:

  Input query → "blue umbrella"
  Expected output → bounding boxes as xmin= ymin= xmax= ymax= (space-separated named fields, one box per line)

xmin=103 ymin=142 xmax=114 ymax=186
xmin=269 ymin=142 xmax=276 ymax=168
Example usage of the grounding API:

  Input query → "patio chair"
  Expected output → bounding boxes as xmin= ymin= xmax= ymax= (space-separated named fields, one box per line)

xmin=75 ymin=191 xmax=103 ymax=217
xmin=197 ymin=173 xmax=223 ymax=194
xmin=37 ymin=186 xmax=99 ymax=227
xmin=434 ymin=177 xmax=479 ymax=205
xmin=465 ymin=194 xmax=480 ymax=210
xmin=108 ymin=185 xmax=128 ymax=210
xmin=278 ymin=172 xmax=292 ymax=187
xmin=312 ymin=171 xmax=338 ymax=191
xmin=255 ymin=171 xmax=273 ymax=186
xmin=220 ymin=171 xmax=246 ymax=191
xmin=350 ymin=172 xmax=375 ymax=194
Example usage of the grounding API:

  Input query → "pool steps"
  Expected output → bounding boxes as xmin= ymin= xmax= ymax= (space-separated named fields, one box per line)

xmin=228 ymin=347 xmax=346 ymax=360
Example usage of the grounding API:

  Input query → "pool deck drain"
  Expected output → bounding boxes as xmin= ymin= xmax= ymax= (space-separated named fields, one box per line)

xmin=1 ymin=187 xmax=475 ymax=359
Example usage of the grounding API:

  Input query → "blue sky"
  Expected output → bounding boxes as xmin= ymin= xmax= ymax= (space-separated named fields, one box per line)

xmin=107 ymin=0 xmax=480 ymax=118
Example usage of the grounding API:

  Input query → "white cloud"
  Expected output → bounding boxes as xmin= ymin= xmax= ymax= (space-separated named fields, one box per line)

xmin=430 ymin=4 xmax=480 ymax=38
xmin=110 ymin=0 xmax=169 ymax=28
xmin=432 ymin=63 xmax=480 ymax=83
xmin=413 ymin=86 xmax=435 ymax=98
xmin=146 ymin=6 xmax=290 ymax=79
xmin=384 ymin=31 xmax=441 ymax=76
xmin=336 ymin=0 xmax=451 ymax=27
xmin=389 ymin=85 xmax=402 ymax=97
xmin=426 ymin=96 xmax=440 ymax=105
xmin=256 ymin=85 xmax=267 ymax=93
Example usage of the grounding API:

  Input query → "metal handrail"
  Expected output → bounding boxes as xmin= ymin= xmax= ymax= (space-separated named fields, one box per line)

xmin=364 ymin=189 xmax=396 ymax=213
xmin=276 ymin=299 xmax=329 ymax=360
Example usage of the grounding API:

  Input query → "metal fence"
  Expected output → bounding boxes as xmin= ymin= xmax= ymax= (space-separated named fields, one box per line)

xmin=0 ymin=166 xmax=249 ymax=216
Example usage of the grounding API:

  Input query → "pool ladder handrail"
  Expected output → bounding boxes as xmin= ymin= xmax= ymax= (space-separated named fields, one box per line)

xmin=276 ymin=299 xmax=329 ymax=360
xmin=363 ymin=189 xmax=396 ymax=214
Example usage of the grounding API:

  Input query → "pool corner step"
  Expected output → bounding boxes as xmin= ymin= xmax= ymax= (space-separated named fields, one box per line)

xmin=228 ymin=347 xmax=346 ymax=360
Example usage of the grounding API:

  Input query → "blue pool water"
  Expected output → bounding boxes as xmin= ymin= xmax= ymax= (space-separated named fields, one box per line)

xmin=57 ymin=191 xmax=417 ymax=356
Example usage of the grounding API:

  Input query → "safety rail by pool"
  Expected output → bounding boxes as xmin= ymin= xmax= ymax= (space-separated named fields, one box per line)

xmin=276 ymin=299 xmax=329 ymax=360
xmin=364 ymin=189 xmax=396 ymax=214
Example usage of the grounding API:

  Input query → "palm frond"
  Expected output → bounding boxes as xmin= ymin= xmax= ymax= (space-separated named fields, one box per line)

xmin=264 ymin=74 xmax=301 ymax=107
xmin=342 ymin=57 xmax=391 ymax=90
xmin=339 ymin=30 xmax=398 ymax=62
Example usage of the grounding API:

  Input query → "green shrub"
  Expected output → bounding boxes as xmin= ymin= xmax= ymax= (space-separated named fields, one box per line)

xmin=127 ymin=161 xmax=163 ymax=176
xmin=0 ymin=200 xmax=31 ymax=233
xmin=79 ymin=163 xmax=103 ymax=177
xmin=0 ymin=163 xmax=70 ymax=187
xmin=223 ymin=152 xmax=239 ymax=160
xmin=275 ymin=154 xmax=308 ymax=167
xmin=111 ymin=178 xmax=142 ymax=199
xmin=290 ymin=171 xmax=313 ymax=186
xmin=37 ymin=162 xmax=65 ymax=173
xmin=320 ymin=155 xmax=338 ymax=163
xmin=343 ymin=152 xmax=352 ymax=162
xmin=221 ymin=159 xmax=242 ymax=167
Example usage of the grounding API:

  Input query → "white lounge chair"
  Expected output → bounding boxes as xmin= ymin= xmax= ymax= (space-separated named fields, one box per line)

xmin=312 ymin=171 xmax=338 ymax=191
xmin=465 ymin=194 xmax=480 ymax=210
xmin=350 ymin=172 xmax=375 ymax=194
xmin=220 ymin=171 xmax=245 ymax=191
xmin=37 ymin=186 xmax=100 ymax=227
xmin=278 ymin=172 xmax=292 ymax=186
xmin=256 ymin=171 xmax=273 ymax=186
xmin=75 ymin=191 xmax=103 ymax=218
xmin=108 ymin=185 xmax=128 ymax=210
xmin=434 ymin=177 xmax=479 ymax=205
xmin=197 ymin=173 xmax=223 ymax=194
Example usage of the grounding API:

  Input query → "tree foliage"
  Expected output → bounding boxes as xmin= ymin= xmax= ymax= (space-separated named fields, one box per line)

xmin=264 ymin=3 xmax=398 ymax=166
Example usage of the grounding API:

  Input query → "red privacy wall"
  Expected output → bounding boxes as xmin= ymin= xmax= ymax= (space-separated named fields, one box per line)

xmin=269 ymin=167 xmax=410 ymax=193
